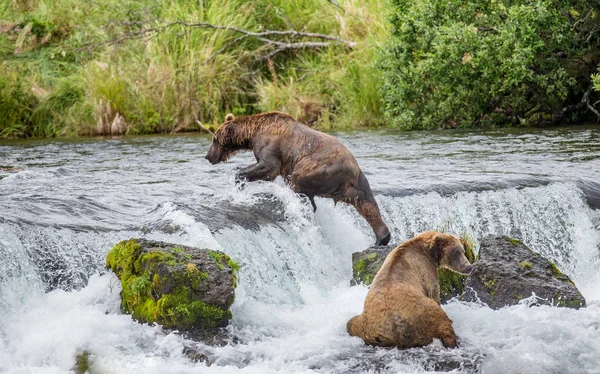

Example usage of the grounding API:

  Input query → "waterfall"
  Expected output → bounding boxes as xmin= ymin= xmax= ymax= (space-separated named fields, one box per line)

xmin=1 ymin=181 xmax=599 ymax=372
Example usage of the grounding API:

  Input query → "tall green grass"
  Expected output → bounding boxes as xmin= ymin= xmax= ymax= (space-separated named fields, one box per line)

xmin=0 ymin=0 xmax=387 ymax=138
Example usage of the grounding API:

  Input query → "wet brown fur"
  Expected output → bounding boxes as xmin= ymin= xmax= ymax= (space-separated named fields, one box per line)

xmin=206 ymin=112 xmax=391 ymax=245
xmin=347 ymin=231 xmax=473 ymax=348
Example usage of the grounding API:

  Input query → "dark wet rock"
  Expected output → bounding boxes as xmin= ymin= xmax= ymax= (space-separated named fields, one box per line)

xmin=332 ymin=345 xmax=483 ymax=373
xmin=193 ymin=194 xmax=287 ymax=232
xmin=183 ymin=344 xmax=212 ymax=366
xmin=351 ymin=239 xmax=476 ymax=303
xmin=106 ymin=239 xmax=239 ymax=342
xmin=350 ymin=245 xmax=388 ymax=287
xmin=462 ymin=236 xmax=586 ymax=309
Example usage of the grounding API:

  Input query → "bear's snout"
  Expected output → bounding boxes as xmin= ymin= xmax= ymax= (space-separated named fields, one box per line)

xmin=205 ymin=144 xmax=221 ymax=164
xmin=463 ymin=264 xmax=473 ymax=274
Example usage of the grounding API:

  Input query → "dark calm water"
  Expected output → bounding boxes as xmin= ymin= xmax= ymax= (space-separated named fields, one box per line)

xmin=1 ymin=126 xmax=599 ymax=373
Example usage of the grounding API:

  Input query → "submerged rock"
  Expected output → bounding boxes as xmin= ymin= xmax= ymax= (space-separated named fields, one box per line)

xmin=106 ymin=239 xmax=239 ymax=340
xmin=183 ymin=344 xmax=212 ymax=366
xmin=351 ymin=238 xmax=476 ymax=303
xmin=462 ymin=236 xmax=586 ymax=309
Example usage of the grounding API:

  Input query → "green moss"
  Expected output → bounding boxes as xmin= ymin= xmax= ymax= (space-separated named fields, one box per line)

xmin=549 ymin=262 xmax=563 ymax=278
xmin=156 ymin=288 xmax=228 ymax=329
xmin=353 ymin=257 xmax=375 ymax=285
xmin=184 ymin=263 xmax=209 ymax=289
xmin=135 ymin=250 xmax=178 ymax=272
xmin=172 ymin=247 xmax=192 ymax=259
xmin=483 ymin=277 xmax=497 ymax=296
xmin=554 ymin=296 xmax=583 ymax=308
xmin=459 ymin=232 xmax=477 ymax=262
xmin=354 ymin=259 xmax=367 ymax=276
xmin=208 ymin=250 xmax=225 ymax=270
xmin=365 ymin=253 xmax=378 ymax=261
xmin=208 ymin=250 xmax=239 ymax=287
xmin=519 ymin=261 xmax=533 ymax=270
xmin=121 ymin=275 xmax=152 ymax=316
xmin=73 ymin=351 xmax=91 ymax=374
xmin=226 ymin=258 xmax=241 ymax=288
xmin=548 ymin=262 xmax=575 ymax=285
xmin=438 ymin=268 xmax=467 ymax=302
xmin=106 ymin=239 xmax=142 ymax=278
xmin=505 ymin=237 xmax=522 ymax=246
xmin=514 ymin=293 xmax=524 ymax=301
xmin=106 ymin=240 xmax=237 ymax=331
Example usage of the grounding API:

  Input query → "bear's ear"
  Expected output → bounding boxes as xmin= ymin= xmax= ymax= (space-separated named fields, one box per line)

xmin=225 ymin=113 xmax=235 ymax=122
xmin=433 ymin=233 xmax=448 ymax=250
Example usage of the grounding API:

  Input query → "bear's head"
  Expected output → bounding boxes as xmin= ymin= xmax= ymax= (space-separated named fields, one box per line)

xmin=430 ymin=232 xmax=473 ymax=275
xmin=205 ymin=113 xmax=240 ymax=164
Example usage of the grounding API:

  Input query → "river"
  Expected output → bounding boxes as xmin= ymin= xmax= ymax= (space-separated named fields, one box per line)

xmin=1 ymin=126 xmax=599 ymax=373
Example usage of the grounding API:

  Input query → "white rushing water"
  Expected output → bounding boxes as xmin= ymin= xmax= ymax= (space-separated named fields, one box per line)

xmin=1 ymin=179 xmax=600 ymax=374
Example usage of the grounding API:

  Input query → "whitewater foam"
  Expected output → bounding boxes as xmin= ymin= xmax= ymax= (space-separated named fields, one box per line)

xmin=1 ymin=182 xmax=599 ymax=373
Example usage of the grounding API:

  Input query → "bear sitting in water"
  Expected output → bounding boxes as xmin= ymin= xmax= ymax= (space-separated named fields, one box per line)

xmin=205 ymin=112 xmax=391 ymax=246
xmin=347 ymin=231 xmax=473 ymax=348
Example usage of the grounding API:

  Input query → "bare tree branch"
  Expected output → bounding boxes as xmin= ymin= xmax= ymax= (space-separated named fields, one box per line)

xmin=555 ymin=85 xmax=599 ymax=122
xmin=84 ymin=19 xmax=357 ymax=60
xmin=326 ymin=0 xmax=344 ymax=10
xmin=195 ymin=120 xmax=214 ymax=135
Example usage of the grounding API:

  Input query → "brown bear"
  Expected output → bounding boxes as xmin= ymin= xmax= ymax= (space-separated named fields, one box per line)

xmin=347 ymin=231 xmax=473 ymax=348
xmin=205 ymin=112 xmax=391 ymax=246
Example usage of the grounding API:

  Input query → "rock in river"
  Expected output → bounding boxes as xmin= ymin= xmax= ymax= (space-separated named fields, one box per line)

xmin=106 ymin=239 xmax=239 ymax=341
xmin=462 ymin=236 xmax=586 ymax=309
xmin=351 ymin=235 xmax=585 ymax=309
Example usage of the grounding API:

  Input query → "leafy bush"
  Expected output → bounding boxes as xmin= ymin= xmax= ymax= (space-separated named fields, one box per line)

xmin=379 ymin=0 xmax=600 ymax=129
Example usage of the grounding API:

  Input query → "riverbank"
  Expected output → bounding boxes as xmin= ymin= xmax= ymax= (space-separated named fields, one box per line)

xmin=0 ymin=0 xmax=386 ymax=139
xmin=2 ymin=0 xmax=599 ymax=139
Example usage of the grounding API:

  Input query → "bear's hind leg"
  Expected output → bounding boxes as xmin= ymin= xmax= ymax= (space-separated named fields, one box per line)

xmin=437 ymin=319 xmax=458 ymax=348
xmin=347 ymin=314 xmax=364 ymax=338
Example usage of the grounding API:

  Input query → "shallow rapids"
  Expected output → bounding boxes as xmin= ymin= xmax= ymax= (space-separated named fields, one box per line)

xmin=1 ymin=126 xmax=599 ymax=373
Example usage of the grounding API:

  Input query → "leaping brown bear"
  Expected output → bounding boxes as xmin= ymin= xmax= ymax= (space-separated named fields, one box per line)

xmin=205 ymin=112 xmax=391 ymax=246
xmin=347 ymin=231 xmax=473 ymax=348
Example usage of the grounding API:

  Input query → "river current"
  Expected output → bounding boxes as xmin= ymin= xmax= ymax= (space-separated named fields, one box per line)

xmin=0 ymin=126 xmax=599 ymax=373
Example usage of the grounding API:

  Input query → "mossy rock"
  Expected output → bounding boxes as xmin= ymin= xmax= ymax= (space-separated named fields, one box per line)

xmin=463 ymin=236 xmax=585 ymax=309
xmin=351 ymin=236 xmax=476 ymax=303
xmin=106 ymin=239 xmax=239 ymax=336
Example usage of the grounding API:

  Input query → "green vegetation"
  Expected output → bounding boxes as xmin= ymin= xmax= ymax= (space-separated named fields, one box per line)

xmin=380 ymin=0 xmax=600 ymax=129
xmin=352 ymin=252 xmax=377 ymax=285
xmin=208 ymin=249 xmax=240 ymax=287
xmin=2 ymin=0 xmax=598 ymax=138
xmin=519 ymin=261 xmax=533 ymax=270
xmin=548 ymin=262 xmax=576 ymax=286
xmin=483 ymin=277 xmax=497 ymax=296
xmin=0 ymin=0 xmax=387 ymax=138
xmin=505 ymin=237 xmax=522 ymax=246
xmin=72 ymin=350 xmax=91 ymax=374
xmin=106 ymin=239 xmax=236 ymax=330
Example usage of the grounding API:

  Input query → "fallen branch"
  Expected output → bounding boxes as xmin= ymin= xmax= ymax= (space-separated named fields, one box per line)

xmin=586 ymin=97 xmax=600 ymax=121
xmin=555 ymin=85 xmax=599 ymax=122
xmin=195 ymin=120 xmax=214 ymax=135
xmin=85 ymin=19 xmax=356 ymax=60
xmin=326 ymin=0 xmax=344 ymax=10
